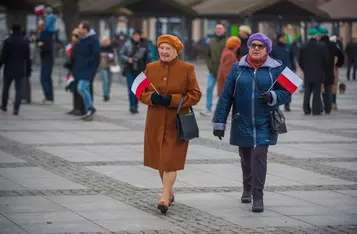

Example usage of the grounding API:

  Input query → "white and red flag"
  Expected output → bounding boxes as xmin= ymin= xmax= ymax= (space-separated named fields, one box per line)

xmin=35 ymin=5 xmax=45 ymax=15
xmin=276 ymin=67 xmax=303 ymax=93
xmin=131 ymin=72 xmax=151 ymax=99
xmin=65 ymin=44 xmax=72 ymax=55
xmin=65 ymin=74 xmax=75 ymax=91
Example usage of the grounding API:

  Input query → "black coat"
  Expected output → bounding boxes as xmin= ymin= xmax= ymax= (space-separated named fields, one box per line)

xmin=299 ymin=39 xmax=329 ymax=83
xmin=237 ymin=37 xmax=249 ymax=58
xmin=0 ymin=32 xmax=31 ymax=78
xmin=345 ymin=42 xmax=357 ymax=59
xmin=320 ymin=36 xmax=344 ymax=85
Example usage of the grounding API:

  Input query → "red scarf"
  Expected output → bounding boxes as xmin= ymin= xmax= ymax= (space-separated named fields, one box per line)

xmin=247 ymin=54 xmax=268 ymax=69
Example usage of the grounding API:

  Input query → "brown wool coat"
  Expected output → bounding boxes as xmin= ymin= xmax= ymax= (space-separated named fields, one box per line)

xmin=140 ymin=58 xmax=202 ymax=172
xmin=217 ymin=48 xmax=238 ymax=97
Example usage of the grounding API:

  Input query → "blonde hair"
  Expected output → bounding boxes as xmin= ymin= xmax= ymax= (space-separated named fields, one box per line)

xmin=101 ymin=36 xmax=110 ymax=45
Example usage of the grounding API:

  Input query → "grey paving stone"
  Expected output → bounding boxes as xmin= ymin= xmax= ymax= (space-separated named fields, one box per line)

xmin=0 ymin=151 xmax=26 ymax=163
xmin=0 ymin=196 xmax=67 ymax=213
xmin=0 ymin=177 xmax=28 ymax=191
xmin=94 ymin=217 xmax=181 ymax=232
xmin=0 ymin=167 xmax=86 ymax=190
xmin=3 ymin=211 xmax=86 ymax=224
xmin=291 ymin=214 xmax=357 ymax=226
xmin=19 ymin=220 xmax=107 ymax=234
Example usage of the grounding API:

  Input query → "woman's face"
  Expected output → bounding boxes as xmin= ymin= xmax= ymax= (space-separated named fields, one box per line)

xmin=71 ymin=34 xmax=79 ymax=43
xmin=248 ymin=40 xmax=267 ymax=60
xmin=158 ymin=43 xmax=177 ymax=63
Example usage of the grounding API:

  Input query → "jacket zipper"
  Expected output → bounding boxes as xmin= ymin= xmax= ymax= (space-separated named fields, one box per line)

xmin=252 ymin=69 xmax=257 ymax=147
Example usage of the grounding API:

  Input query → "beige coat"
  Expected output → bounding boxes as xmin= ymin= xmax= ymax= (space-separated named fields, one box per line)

xmin=140 ymin=58 xmax=202 ymax=172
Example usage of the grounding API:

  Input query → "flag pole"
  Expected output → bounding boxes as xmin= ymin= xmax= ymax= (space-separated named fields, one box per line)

xmin=150 ymin=83 xmax=159 ymax=94
xmin=267 ymin=79 xmax=277 ymax=92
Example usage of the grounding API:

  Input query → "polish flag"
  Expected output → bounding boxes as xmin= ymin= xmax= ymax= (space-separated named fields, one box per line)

xmin=276 ymin=67 xmax=303 ymax=94
xmin=35 ymin=5 xmax=45 ymax=15
xmin=131 ymin=72 xmax=151 ymax=99
xmin=65 ymin=44 xmax=72 ymax=55
xmin=65 ymin=74 xmax=75 ymax=90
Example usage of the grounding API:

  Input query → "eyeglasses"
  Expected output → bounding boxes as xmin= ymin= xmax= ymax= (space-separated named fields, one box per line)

xmin=72 ymin=34 xmax=79 ymax=38
xmin=249 ymin=43 xmax=266 ymax=50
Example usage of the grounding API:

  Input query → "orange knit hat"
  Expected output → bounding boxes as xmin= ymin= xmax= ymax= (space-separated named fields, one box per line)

xmin=157 ymin=34 xmax=184 ymax=54
xmin=226 ymin=36 xmax=241 ymax=50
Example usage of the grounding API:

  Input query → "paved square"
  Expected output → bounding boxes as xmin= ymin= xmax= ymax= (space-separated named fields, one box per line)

xmin=0 ymin=65 xmax=356 ymax=233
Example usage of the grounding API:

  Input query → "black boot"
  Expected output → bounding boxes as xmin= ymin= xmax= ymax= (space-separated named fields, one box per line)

xmin=104 ymin=96 xmax=110 ymax=102
xmin=252 ymin=199 xmax=264 ymax=213
xmin=284 ymin=104 xmax=291 ymax=112
xmin=241 ymin=190 xmax=252 ymax=203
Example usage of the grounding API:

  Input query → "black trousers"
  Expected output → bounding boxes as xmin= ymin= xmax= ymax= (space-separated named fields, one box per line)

xmin=239 ymin=145 xmax=269 ymax=200
xmin=72 ymin=82 xmax=93 ymax=114
xmin=322 ymin=84 xmax=333 ymax=114
xmin=303 ymin=82 xmax=323 ymax=115
xmin=347 ymin=58 xmax=357 ymax=80
xmin=2 ymin=76 xmax=23 ymax=111
xmin=22 ymin=77 xmax=31 ymax=103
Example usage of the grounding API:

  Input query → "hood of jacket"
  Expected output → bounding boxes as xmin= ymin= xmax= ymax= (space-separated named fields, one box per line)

xmin=239 ymin=55 xmax=282 ymax=69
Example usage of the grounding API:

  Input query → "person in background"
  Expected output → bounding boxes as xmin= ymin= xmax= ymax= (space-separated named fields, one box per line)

xmin=237 ymin=25 xmax=252 ymax=60
xmin=140 ymin=34 xmax=201 ymax=214
xmin=64 ymin=28 xmax=84 ymax=116
xmin=120 ymin=29 xmax=150 ymax=114
xmin=216 ymin=36 xmax=241 ymax=98
xmin=271 ymin=33 xmax=296 ymax=111
xmin=319 ymin=27 xmax=344 ymax=115
xmin=213 ymin=33 xmax=291 ymax=213
xmin=0 ymin=24 xmax=32 ymax=115
xmin=299 ymin=28 xmax=329 ymax=115
xmin=200 ymin=22 xmax=226 ymax=117
xmin=21 ymin=29 xmax=32 ymax=104
xmin=329 ymin=35 xmax=344 ymax=110
xmin=74 ymin=22 xmax=100 ymax=121
xmin=100 ymin=36 xmax=115 ymax=102
xmin=38 ymin=7 xmax=57 ymax=47
xmin=345 ymin=37 xmax=357 ymax=81
xmin=336 ymin=35 xmax=344 ymax=51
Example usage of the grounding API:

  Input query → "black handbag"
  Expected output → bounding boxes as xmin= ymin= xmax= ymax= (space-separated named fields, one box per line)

xmin=252 ymin=72 xmax=287 ymax=135
xmin=176 ymin=96 xmax=199 ymax=141
xmin=270 ymin=108 xmax=287 ymax=134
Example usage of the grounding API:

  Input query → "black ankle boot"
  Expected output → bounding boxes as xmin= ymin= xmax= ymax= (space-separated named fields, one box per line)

xmin=284 ymin=104 xmax=291 ymax=112
xmin=252 ymin=199 xmax=264 ymax=213
xmin=241 ymin=190 xmax=252 ymax=203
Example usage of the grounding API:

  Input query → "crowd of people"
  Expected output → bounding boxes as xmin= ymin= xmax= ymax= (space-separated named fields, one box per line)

xmin=0 ymin=13 xmax=356 ymax=215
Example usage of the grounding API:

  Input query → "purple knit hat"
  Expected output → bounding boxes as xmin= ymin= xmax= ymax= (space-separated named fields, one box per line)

xmin=247 ymin=32 xmax=272 ymax=53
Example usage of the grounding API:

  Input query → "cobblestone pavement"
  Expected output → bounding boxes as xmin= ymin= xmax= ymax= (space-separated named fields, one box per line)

xmin=0 ymin=64 xmax=356 ymax=234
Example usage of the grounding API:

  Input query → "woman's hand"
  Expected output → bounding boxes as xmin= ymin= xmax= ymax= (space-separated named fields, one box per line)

xmin=213 ymin=130 xmax=224 ymax=140
xmin=151 ymin=93 xmax=172 ymax=107
xmin=258 ymin=92 xmax=273 ymax=104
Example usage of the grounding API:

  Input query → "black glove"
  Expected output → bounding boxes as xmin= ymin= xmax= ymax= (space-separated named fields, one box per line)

xmin=213 ymin=130 xmax=225 ymax=140
xmin=151 ymin=93 xmax=172 ymax=107
xmin=258 ymin=91 xmax=273 ymax=104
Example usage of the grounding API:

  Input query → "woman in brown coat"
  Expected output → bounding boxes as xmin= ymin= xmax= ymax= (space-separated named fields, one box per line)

xmin=140 ymin=34 xmax=202 ymax=214
xmin=217 ymin=36 xmax=241 ymax=97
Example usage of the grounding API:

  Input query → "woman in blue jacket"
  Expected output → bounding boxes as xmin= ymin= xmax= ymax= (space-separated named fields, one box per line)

xmin=213 ymin=33 xmax=291 ymax=213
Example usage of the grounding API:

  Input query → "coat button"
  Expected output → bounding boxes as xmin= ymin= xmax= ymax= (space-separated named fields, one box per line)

xmin=163 ymin=77 xmax=167 ymax=81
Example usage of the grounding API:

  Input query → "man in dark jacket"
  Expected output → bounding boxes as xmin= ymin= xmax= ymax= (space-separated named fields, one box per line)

xmin=39 ymin=20 xmax=55 ymax=104
xmin=200 ymin=22 xmax=226 ymax=117
xmin=345 ymin=37 xmax=357 ymax=81
xmin=237 ymin=25 xmax=251 ymax=59
xmin=120 ymin=29 xmax=150 ymax=114
xmin=299 ymin=28 xmax=329 ymax=115
xmin=271 ymin=33 xmax=296 ymax=111
xmin=0 ymin=24 xmax=31 ymax=115
xmin=74 ymin=22 xmax=100 ymax=121
xmin=319 ymin=27 xmax=344 ymax=114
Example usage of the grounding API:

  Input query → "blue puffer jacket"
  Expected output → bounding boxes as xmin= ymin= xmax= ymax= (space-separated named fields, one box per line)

xmin=214 ymin=55 xmax=291 ymax=147
xmin=73 ymin=29 xmax=100 ymax=81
